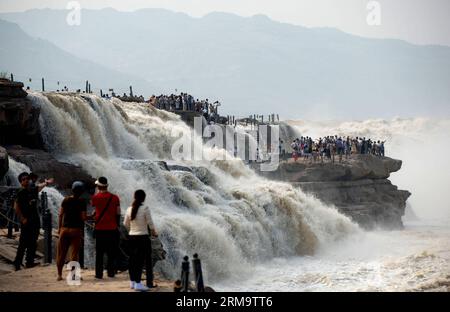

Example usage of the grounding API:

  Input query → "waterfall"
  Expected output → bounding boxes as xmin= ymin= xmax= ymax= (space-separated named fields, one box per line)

xmin=30 ymin=92 xmax=360 ymax=282
xmin=6 ymin=158 xmax=31 ymax=187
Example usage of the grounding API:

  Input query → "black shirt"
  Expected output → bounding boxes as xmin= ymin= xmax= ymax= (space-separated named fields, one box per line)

xmin=29 ymin=183 xmax=39 ymax=200
xmin=61 ymin=196 xmax=87 ymax=228
xmin=16 ymin=188 xmax=39 ymax=225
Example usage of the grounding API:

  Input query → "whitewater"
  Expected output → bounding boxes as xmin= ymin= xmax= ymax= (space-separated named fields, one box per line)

xmin=6 ymin=92 xmax=449 ymax=291
xmin=19 ymin=92 xmax=357 ymax=284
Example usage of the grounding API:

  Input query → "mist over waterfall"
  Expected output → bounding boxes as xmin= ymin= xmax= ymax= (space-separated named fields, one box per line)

xmin=29 ymin=92 xmax=359 ymax=282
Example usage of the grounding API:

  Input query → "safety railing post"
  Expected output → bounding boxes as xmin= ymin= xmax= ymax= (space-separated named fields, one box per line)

xmin=41 ymin=192 xmax=52 ymax=264
xmin=192 ymin=253 xmax=205 ymax=292
xmin=79 ymin=222 xmax=84 ymax=268
xmin=181 ymin=255 xmax=190 ymax=292
xmin=7 ymin=201 xmax=13 ymax=239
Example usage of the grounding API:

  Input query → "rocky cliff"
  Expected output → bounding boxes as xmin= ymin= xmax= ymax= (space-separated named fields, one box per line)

xmin=252 ymin=155 xmax=411 ymax=229
xmin=0 ymin=79 xmax=92 ymax=190
xmin=0 ymin=79 xmax=42 ymax=148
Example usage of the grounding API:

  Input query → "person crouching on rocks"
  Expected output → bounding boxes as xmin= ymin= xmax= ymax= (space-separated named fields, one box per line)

xmin=56 ymin=181 xmax=87 ymax=281
xmin=124 ymin=190 xmax=158 ymax=291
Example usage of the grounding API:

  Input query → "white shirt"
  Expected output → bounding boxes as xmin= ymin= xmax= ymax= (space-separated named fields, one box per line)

xmin=123 ymin=205 xmax=155 ymax=236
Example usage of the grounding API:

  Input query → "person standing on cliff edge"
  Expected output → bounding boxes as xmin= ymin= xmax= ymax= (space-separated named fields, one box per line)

xmin=13 ymin=172 xmax=41 ymax=271
xmin=91 ymin=177 xmax=121 ymax=279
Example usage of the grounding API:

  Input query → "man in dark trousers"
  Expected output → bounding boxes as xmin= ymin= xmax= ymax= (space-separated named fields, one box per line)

xmin=91 ymin=177 xmax=121 ymax=279
xmin=13 ymin=172 xmax=41 ymax=271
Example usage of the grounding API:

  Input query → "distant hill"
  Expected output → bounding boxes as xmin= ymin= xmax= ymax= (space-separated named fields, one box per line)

xmin=1 ymin=9 xmax=450 ymax=119
xmin=0 ymin=18 xmax=157 ymax=96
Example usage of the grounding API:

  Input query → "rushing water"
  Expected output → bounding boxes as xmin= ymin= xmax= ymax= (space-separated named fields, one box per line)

xmin=217 ymin=222 xmax=450 ymax=291
xmin=6 ymin=92 xmax=448 ymax=291
xmin=27 ymin=92 xmax=359 ymax=283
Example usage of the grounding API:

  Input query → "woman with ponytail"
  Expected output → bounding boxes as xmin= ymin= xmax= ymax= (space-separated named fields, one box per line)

xmin=124 ymin=190 xmax=158 ymax=291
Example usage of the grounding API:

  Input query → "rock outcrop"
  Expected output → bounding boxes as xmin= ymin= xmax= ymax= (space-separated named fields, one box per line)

xmin=253 ymin=155 xmax=411 ymax=229
xmin=296 ymin=179 xmax=410 ymax=229
xmin=0 ymin=79 xmax=43 ymax=148
xmin=259 ymin=154 xmax=402 ymax=182
xmin=6 ymin=145 xmax=94 ymax=191
xmin=0 ymin=79 xmax=28 ymax=98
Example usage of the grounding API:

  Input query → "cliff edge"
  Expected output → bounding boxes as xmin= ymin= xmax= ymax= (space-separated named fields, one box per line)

xmin=252 ymin=155 xmax=411 ymax=229
xmin=0 ymin=78 xmax=42 ymax=148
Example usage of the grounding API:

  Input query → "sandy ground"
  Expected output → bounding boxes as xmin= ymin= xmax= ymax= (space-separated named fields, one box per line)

xmin=0 ymin=263 xmax=174 ymax=292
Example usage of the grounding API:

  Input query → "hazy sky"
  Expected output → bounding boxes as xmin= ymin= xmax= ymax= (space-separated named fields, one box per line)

xmin=0 ymin=0 xmax=449 ymax=46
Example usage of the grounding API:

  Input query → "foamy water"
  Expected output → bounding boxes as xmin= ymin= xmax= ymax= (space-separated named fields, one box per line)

xmin=215 ymin=221 xmax=450 ymax=291
xmin=26 ymin=92 xmax=359 ymax=282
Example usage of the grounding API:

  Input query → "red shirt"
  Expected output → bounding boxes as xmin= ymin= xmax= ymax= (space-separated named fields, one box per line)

xmin=91 ymin=192 xmax=120 ymax=231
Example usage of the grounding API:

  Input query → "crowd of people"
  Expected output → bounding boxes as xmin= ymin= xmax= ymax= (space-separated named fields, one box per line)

xmin=290 ymin=136 xmax=386 ymax=163
xmin=149 ymin=93 xmax=221 ymax=120
xmin=30 ymin=85 xmax=222 ymax=122
xmin=113 ymin=93 xmax=146 ymax=102
xmin=12 ymin=173 xmax=158 ymax=292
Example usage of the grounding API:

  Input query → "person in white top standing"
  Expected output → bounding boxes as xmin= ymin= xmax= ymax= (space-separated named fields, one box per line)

xmin=124 ymin=190 xmax=158 ymax=291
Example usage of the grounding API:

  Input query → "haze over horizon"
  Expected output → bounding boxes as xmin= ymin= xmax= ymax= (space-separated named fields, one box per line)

xmin=1 ymin=4 xmax=449 ymax=119
xmin=1 ymin=1 xmax=450 ymax=295
xmin=1 ymin=0 xmax=450 ymax=47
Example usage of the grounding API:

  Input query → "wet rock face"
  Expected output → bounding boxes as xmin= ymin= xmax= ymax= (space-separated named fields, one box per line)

xmin=253 ymin=155 xmax=410 ymax=230
xmin=0 ymin=79 xmax=43 ymax=148
xmin=6 ymin=145 xmax=94 ymax=191
xmin=296 ymin=180 xmax=411 ymax=230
